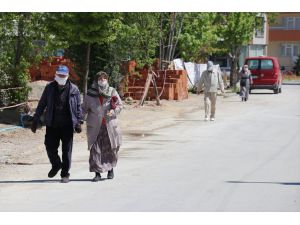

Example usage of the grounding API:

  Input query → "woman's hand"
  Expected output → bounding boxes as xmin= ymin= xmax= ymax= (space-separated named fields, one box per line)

xmin=107 ymin=109 xmax=114 ymax=117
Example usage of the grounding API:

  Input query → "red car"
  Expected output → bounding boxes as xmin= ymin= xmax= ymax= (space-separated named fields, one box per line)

xmin=245 ymin=56 xmax=283 ymax=94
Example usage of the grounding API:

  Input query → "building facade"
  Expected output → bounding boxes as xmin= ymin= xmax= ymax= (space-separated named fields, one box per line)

xmin=269 ymin=13 xmax=300 ymax=71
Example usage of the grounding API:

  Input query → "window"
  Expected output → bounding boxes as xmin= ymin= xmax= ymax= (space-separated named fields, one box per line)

xmin=296 ymin=18 xmax=300 ymax=29
xmin=261 ymin=60 xmax=274 ymax=69
xmin=249 ymin=45 xmax=264 ymax=57
xmin=255 ymin=17 xmax=265 ymax=37
xmin=287 ymin=17 xmax=295 ymax=29
xmin=294 ymin=45 xmax=299 ymax=57
xmin=247 ymin=60 xmax=259 ymax=70
xmin=281 ymin=43 xmax=300 ymax=57
xmin=286 ymin=44 xmax=292 ymax=56
xmin=284 ymin=17 xmax=300 ymax=30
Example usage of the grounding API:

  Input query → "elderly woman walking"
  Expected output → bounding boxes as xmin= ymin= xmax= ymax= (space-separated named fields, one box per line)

xmin=238 ymin=64 xmax=253 ymax=102
xmin=82 ymin=71 xmax=123 ymax=182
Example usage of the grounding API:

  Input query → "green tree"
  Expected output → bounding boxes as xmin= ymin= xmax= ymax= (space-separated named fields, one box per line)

xmin=0 ymin=12 xmax=56 ymax=106
xmin=217 ymin=12 xmax=259 ymax=86
xmin=104 ymin=12 xmax=160 ymax=85
xmin=45 ymin=12 xmax=123 ymax=94
xmin=178 ymin=12 xmax=219 ymax=62
xmin=65 ymin=12 xmax=161 ymax=90
xmin=158 ymin=12 xmax=185 ymax=69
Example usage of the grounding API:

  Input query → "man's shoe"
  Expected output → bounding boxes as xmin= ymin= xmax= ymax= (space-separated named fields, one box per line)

xmin=92 ymin=173 xmax=101 ymax=182
xmin=61 ymin=175 xmax=70 ymax=183
xmin=48 ymin=165 xmax=62 ymax=178
xmin=107 ymin=169 xmax=114 ymax=179
xmin=204 ymin=117 xmax=209 ymax=121
xmin=210 ymin=117 xmax=215 ymax=121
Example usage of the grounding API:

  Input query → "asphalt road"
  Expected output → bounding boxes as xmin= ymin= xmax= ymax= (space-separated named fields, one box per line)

xmin=0 ymin=85 xmax=300 ymax=211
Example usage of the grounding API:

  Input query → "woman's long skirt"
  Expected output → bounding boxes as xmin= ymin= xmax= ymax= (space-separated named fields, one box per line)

xmin=89 ymin=124 xmax=119 ymax=173
xmin=240 ymin=85 xmax=250 ymax=100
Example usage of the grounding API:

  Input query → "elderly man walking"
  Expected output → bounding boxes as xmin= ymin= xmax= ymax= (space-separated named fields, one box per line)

xmin=197 ymin=61 xmax=225 ymax=121
xmin=31 ymin=65 xmax=83 ymax=183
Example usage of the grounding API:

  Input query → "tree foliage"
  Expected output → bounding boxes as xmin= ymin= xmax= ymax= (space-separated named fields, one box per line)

xmin=178 ymin=12 xmax=219 ymax=62
xmin=44 ymin=12 xmax=124 ymax=94
xmin=217 ymin=12 xmax=259 ymax=85
xmin=0 ymin=12 xmax=55 ymax=106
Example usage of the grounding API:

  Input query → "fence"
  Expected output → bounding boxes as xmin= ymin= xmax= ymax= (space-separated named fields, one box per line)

xmin=0 ymin=86 xmax=29 ymax=109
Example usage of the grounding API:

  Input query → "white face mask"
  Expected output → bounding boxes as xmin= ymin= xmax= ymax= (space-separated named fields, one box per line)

xmin=98 ymin=80 xmax=108 ymax=87
xmin=55 ymin=75 xmax=68 ymax=85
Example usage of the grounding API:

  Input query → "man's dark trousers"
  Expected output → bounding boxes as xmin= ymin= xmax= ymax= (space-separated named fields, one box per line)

xmin=44 ymin=125 xmax=74 ymax=177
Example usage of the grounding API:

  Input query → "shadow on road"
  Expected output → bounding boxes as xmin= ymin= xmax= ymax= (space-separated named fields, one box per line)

xmin=226 ymin=181 xmax=300 ymax=186
xmin=0 ymin=178 xmax=107 ymax=184
xmin=249 ymin=92 xmax=275 ymax=95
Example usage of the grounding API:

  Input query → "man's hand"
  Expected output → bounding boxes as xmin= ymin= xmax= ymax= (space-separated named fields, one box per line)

xmin=31 ymin=121 xmax=38 ymax=133
xmin=75 ymin=123 xmax=82 ymax=133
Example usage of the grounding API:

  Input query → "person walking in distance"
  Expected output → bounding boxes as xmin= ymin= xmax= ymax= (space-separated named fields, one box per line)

xmin=82 ymin=71 xmax=123 ymax=182
xmin=31 ymin=65 xmax=83 ymax=183
xmin=238 ymin=64 xmax=253 ymax=102
xmin=197 ymin=61 xmax=225 ymax=121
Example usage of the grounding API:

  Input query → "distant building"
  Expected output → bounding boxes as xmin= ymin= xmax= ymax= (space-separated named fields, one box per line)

xmin=269 ymin=12 xmax=300 ymax=71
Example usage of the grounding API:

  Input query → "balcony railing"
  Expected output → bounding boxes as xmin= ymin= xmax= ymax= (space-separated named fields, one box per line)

xmin=270 ymin=26 xmax=300 ymax=30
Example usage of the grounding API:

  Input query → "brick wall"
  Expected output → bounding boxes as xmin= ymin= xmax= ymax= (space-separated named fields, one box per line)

xmin=123 ymin=69 xmax=188 ymax=101
xmin=29 ymin=57 xmax=80 ymax=82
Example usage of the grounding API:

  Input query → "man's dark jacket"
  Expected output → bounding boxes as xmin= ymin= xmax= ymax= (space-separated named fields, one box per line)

xmin=33 ymin=80 xmax=83 ymax=128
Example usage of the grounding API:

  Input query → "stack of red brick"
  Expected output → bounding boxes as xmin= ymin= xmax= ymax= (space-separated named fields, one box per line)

xmin=29 ymin=57 xmax=80 ymax=82
xmin=123 ymin=69 xmax=188 ymax=101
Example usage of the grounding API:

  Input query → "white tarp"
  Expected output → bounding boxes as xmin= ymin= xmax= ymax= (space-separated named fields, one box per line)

xmin=173 ymin=58 xmax=185 ymax=70
xmin=173 ymin=59 xmax=221 ymax=88
xmin=183 ymin=62 xmax=196 ymax=88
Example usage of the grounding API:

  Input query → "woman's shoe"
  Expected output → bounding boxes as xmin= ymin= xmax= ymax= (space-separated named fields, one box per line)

xmin=107 ymin=169 xmax=114 ymax=179
xmin=92 ymin=172 xmax=101 ymax=182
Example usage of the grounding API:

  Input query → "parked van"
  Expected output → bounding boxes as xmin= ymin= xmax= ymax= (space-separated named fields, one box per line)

xmin=244 ymin=56 xmax=283 ymax=94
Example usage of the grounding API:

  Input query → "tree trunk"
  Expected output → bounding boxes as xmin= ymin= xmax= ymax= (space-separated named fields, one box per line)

xmin=171 ymin=14 xmax=184 ymax=60
xmin=229 ymin=57 xmax=235 ymax=87
xmin=83 ymin=43 xmax=91 ymax=95
xmin=14 ymin=14 xmax=25 ymax=68
xmin=166 ymin=13 xmax=177 ymax=62
xmin=159 ymin=13 xmax=164 ymax=70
